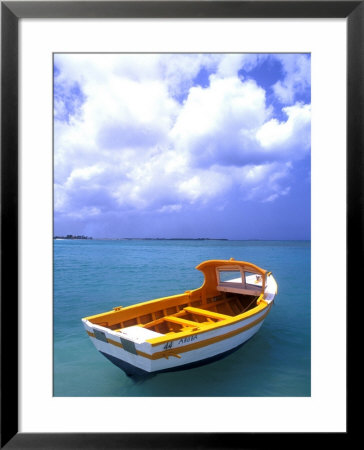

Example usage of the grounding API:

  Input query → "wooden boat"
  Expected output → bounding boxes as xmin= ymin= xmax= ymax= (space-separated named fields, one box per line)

xmin=82 ymin=259 xmax=278 ymax=376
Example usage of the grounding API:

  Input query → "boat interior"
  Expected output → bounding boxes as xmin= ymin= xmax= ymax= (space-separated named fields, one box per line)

xmin=88 ymin=291 xmax=261 ymax=337
xmin=85 ymin=260 xmax=268 ymax=338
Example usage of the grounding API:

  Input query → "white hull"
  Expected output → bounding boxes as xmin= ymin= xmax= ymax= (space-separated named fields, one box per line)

xmin=82 ymin=303 xmax=271 ymax=375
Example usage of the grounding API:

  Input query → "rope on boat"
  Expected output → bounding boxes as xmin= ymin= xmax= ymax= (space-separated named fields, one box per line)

xmin=241 ymin=295 xmax=261 ymax=314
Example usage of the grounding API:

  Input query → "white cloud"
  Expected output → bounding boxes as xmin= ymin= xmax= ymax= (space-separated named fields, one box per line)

xmin=65 ymin=165 xmax=105 ymax=188
xmin=272 ymin=54 xmax=311 ymax=104
xmin=237 ymin=161 xmax=292 ymax=202
xmin=215 ymin=54 xmax=265 ymax=78
xmin=158 ymin=204 xmax=182 ymax=213
xmin=216 ymin=54 xmax=247 ymax=78
xmin=170 ymin=76 xmax=271 ymax=167
xmin=68 ymin=206 xmax=102 ymax=218
xmin=54 ymin=54 xmax=311 ymax=221
xmin=256 ymin=103 xmax=311 ymax=158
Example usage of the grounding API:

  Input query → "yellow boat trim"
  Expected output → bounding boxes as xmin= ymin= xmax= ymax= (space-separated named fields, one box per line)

xmin=86 ymin=303 xmax=272 ymax=360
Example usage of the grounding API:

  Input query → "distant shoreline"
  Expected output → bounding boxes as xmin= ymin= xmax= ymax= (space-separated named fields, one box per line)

xmin=54 ymin=235 xmax=92 ymax=240
xmin=53 ymin=236 xmax=311 ymax=241
xmin=53 ymin=236 xmax=228 ymax=241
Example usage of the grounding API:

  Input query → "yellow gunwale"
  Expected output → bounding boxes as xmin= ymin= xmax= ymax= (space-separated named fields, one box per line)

xmin=86 ymin=302 xmax=272 ymax=360
xmin=83 ymin=292 xmax=186 ymax=323
xmin=84 ymin=294 xmax=270 ymax=346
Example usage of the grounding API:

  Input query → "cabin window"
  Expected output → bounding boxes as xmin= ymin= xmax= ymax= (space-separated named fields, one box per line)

xmin=245 ymin=271 xmax=263 ymax=288
xmin=216 ymin=267 xmax=264 ymax=295
xmin=218 ymin=270 xmax=243 ymax=284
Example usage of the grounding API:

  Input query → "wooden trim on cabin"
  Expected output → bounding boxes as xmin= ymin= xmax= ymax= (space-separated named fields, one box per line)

xmin=217 ymin=284 xmax=261 ymax=296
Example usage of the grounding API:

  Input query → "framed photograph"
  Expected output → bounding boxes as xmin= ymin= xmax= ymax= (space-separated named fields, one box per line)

xmin=2 ymin=1 xmax=358 ymax=448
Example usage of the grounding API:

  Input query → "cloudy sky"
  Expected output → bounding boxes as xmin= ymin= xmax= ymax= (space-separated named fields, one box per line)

xmin=53 ymin=53 xmax=310 ymax=240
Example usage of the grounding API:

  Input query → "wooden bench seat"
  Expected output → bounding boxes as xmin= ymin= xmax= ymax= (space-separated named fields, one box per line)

xmin=164 ymin=316 xmax=199 ymax=327
xmin=183 ymin=306 xmax=230 ymax=320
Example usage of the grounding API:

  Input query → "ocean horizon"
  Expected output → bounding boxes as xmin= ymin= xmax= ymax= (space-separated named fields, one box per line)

xmin=54 ymin=236 xmax=310 ymax=241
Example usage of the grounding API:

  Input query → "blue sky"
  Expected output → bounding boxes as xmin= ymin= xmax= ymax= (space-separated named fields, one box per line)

xmin=53 ymin=53 xmax=310 ymax=239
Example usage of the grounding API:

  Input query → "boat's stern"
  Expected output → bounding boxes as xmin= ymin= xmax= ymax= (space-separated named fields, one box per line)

xmin=81 ymin=316 xmax=162 ymax=375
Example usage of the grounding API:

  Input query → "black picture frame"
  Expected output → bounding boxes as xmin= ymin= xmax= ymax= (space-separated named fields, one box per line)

xmin=1 ymin=1 xmax=358 ymax=448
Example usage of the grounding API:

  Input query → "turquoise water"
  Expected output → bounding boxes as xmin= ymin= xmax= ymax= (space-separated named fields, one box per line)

xmin=53 ymin=240 xmax=310 ymax=397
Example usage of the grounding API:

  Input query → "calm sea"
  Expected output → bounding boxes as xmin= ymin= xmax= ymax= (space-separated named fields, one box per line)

xmin=53 ymin=239 xmax=310 ymax=397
